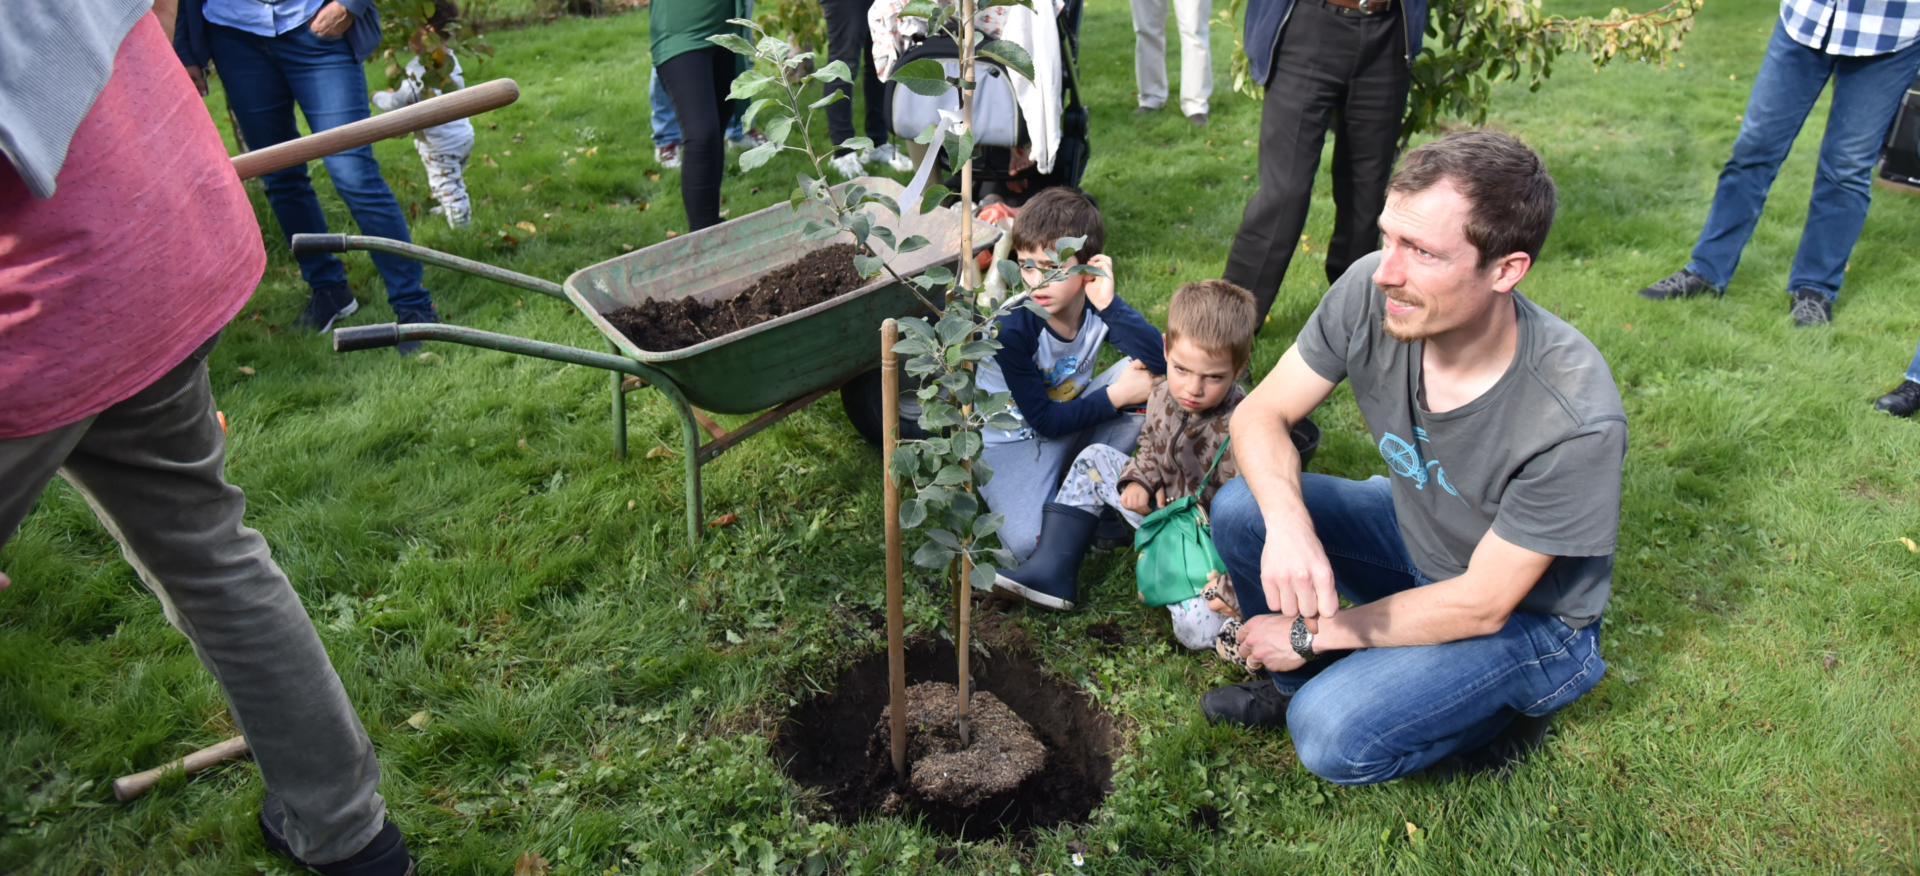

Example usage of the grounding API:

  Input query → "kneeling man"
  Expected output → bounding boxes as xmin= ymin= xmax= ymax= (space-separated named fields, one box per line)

xmin=1203 ymin=131 xmax=1626 ymax=784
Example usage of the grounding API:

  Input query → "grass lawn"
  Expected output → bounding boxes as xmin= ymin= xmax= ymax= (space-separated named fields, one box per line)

xmin=6 ymin=0 xmax=1920 ymax=872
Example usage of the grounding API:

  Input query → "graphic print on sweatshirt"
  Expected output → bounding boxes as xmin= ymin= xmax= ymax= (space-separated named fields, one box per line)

xmin=976 ymin=302 xmax=1111 ymax=444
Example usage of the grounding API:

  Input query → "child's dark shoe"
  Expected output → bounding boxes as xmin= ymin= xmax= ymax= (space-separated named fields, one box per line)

xmin=1091 ymin=505 xmax=1130 ymax=552
xmin=993 ymin=503 xmax=1098 ymax=611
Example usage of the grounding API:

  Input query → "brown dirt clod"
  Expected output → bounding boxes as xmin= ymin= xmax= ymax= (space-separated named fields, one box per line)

xmin=604 ymin=244 xmax=864 ymax=352
xmin=871 ymin=682 xmax=1046 ymax=810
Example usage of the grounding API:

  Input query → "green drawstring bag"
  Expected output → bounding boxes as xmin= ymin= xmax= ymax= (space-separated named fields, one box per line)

xmin=1132 ymin=439 xmax=1231 ymax=607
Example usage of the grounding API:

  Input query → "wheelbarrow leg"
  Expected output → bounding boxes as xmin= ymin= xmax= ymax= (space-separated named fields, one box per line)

xmin=671 ymin=395 xmax=703 ymax=542
xmin=610 ymin=341 xmax=628 ymax=460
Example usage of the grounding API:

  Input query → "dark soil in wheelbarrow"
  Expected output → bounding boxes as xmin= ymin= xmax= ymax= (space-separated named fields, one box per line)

xmin=605 ymin=243 xmax=864 ymax=351
xmin=773 ymin=640 xmax=1113 ymax=841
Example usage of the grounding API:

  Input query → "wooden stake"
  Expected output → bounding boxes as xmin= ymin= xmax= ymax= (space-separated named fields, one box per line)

xmin=111 ymin=736 xmax=249 ymax=802
xmin=955 ymin=0 xmax=979 ymax=754
xmin=881 ymin=319 xmax=908 ymax=779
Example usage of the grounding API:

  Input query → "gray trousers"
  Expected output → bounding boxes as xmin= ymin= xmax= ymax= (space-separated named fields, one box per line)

xmin=980 ymin=362 xmax=1145 ymax=564
xmin=0 ymin=338 xmax=384 ymax=865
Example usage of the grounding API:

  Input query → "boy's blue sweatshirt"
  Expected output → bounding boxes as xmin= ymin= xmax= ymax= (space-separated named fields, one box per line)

xmin=977 ymin=292 xmax=1166 ymax=443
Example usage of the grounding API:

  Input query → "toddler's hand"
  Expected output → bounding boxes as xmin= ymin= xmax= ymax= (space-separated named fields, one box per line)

xmin=1107 ymin=359 xmax=1153 ymax=409
xmin=1082 ymin=254 xmax=1116 ymax=310
xmin=1121 ymin=482 xmax=1152 ymax=515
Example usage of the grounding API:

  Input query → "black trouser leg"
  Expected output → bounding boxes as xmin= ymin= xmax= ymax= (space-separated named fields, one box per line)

xmin=822 ymin=0 xmax=889 ymax=153
xmin=1325 ymin=12 xmax=1409 ymax=284
xmin=658 ymin=47 xmax=737 ymax=231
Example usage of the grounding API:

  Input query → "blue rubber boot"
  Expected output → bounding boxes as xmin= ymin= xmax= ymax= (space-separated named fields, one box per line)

xmin=992 ymin=502 xmax=1097 ymax=611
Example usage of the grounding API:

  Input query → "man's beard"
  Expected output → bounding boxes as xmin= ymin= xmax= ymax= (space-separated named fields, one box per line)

xmin=1379 ymin=286 xmax=1433 ymax=342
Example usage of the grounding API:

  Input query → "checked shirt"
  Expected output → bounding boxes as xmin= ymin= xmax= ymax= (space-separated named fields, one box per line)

xmin=1780 ymin=0 xmax=1920 ymax=55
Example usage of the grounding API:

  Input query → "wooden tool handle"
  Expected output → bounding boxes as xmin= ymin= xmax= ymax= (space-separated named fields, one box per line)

xmin=112 ymin=735 xmax=250 ymax=802
xmin=231 ymin=78 xmax=519 ymax=180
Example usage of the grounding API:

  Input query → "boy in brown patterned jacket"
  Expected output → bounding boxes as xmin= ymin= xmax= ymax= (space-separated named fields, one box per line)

xmin=993 ymin=280 xmax=1257 ymax=649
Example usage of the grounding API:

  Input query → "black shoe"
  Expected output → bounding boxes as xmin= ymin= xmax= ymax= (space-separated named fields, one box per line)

xmin=992 ymin=502 xmax=1097 ymax=611
xmin=1199 ymin=678 xmax=1290 ymax=729
xmin=1636 ymin=268 xmax=1718 ymax=301
xmin=1789 ymin=288 xmax=1832 ymax=327
xmin=295 ymin=283 xmax=359 ymax=333
xmin=1423 ymin=711 xmax=1554 ymax=780
xmin=260 ymin=795 xmax=413 ymax=876
xmin=393 ymin=304 xmax=439 ymax=356
xmin=1875 ymin=379 xmax=1920 ymax=417
xmin=1091 ymin=506 xmax=1130 ymax=552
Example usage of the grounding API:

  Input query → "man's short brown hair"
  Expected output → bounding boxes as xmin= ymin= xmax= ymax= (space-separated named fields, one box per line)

xmin=1385 ymin=131 xmax=1557 ymax=268
xmin=1165 ymin=279 xmax=1257 ymax=370
xmin=1009 ymin=187 xmax=1104 ymax=261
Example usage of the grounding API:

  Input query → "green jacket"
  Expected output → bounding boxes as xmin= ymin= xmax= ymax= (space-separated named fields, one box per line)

xmin=649 ymin=0 xmax=753 ymax=67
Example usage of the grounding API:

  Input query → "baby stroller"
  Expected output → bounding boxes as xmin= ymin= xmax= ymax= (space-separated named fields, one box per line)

xmin=883 ymin=0 xmax=1089 ymax=206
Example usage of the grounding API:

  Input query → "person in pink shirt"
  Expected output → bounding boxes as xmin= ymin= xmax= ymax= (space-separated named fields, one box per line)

xmin=0 ymin=5 xmax=412 ymax=874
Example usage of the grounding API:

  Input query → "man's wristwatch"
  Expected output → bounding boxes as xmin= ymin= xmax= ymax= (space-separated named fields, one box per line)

xmin=1290 ymin=615 xmax=1321 ymax=662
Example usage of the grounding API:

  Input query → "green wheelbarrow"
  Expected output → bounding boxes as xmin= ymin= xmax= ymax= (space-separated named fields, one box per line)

xmin=305 ymin=177 xmax=997 ymax=543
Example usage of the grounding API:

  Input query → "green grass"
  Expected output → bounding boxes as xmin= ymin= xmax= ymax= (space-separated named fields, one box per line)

xmin=6 ymin=0 xmax=1920 ymax=872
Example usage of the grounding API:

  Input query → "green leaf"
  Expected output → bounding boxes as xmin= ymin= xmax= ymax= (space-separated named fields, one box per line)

xmin=912 ymin=539 xmax=955 ymax=569
xmin=755 ymin=35 xmax=792 ymax=63
xmin=922 ymin=265 xmax=955 ymax=286
xmin=916 ymin=484 xmax=952 ymax=506
xmin=989 ymin=548 xmax=1017 ymax=568
xmin=1052 ymin=235 xmax=1087 ymax=262
xmin=1020 ymin=298 xmax=1052 ymax=319
xmin=802 ymin=220 xmax=842 ymax=242
xmin=811 ymin=59 xmax=853 ymax=83
xmin=921 ymin=436 xmax=952 ymax=456
xmin=890 ymin=446 xmax=918 ymax=480
xmin=958 ymin=340 xmax=999 ymax=361
xmin=919 ymin=402 xmax=962 ymax=431
xmin=938 ymin=370 xmax=972 ymax=393
xmin=918 ymin=184 xmax=951 ymax=214
xmin=935 ymin=314 xmax=973 ymax=347
xmin=894 ymin=58 xmax=954 ymax=96
xmin=742 ymin=98 xmax=778 ymax=130
xmin=763 ymin=115 xmax=794 ymax=145
xmin=738 ymin=141 xmax=780 ymax=172
xmin=727 ymin=70 xmax=776 ymax=100
xmin=870 ymin=226 xmax=897 ymax=250
xmin=976 ymin=38 xmax=1036 ymax=82
xmin=987 ymin=411 xmax=1023 ymax=432
xmin=994 ymin=258 xmax=1024 ymax=290
xmin=808 ymin=90 xmax=848 ymax=110
xmin=865 ymin=192 xmax=901 ymax=217
xmin=968 ymin=562 xmax=999 ymax=591
xmin=949 ymin=489 xmax=978 ymax=518
xmin=899 ymin=499 xmax=927 ymax=529
xmin=891 ymin=335 xmax=934 ymax=356
xmin=897 ymin=235 xmax=931 ymax=254
xmin=925 ymin=528 xmax=963 ymax=550
xmin=932 ymin=465 xmax=970 ymax=486
xmin=898 ymin=317 xmax=936 ymax=340
xmin=853 ymin=254 xmax=886 ymax=278
xmin=972 ymin=459 xmax=995 ymax=487
xmin=706 ymin=33 xmax=757 ymax=56
xmin=972 ymin=512 xmax=1005 ymax=539
xmin=952 ymin=430 xmax=983 ymax=460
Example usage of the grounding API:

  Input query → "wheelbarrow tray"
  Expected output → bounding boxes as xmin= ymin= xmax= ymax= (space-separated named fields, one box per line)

xmin=564 ymin=177 xmax=996 ymax=415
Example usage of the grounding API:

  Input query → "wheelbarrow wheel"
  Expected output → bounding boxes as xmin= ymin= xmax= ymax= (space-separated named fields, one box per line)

xmin=842 ymin=367 xmax=931 ymax=446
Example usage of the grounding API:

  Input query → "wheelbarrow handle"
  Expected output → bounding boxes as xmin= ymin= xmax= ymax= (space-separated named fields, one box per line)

xmin=333 ymin=324 xmax=401 ymax=352
xmin=332 ymin=322 xmax=667 ymax=380
xmin=291 ymin=234 xmax=567 ymax=299
xmin=233 ymin=79 xmax=519 ymax=180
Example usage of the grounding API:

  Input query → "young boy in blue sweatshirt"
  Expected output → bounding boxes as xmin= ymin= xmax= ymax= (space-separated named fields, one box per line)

xmin=977 ymin=188 xmax=1166 ymax=609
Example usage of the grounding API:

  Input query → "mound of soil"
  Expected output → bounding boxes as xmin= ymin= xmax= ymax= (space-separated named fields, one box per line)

xmin=605 ymin=243 xmax=864 ymax=352
xmin=774 ymin=640 xmax=1112 ymax=841
xmin=870 ymin=682 xmax=1047 ymax=810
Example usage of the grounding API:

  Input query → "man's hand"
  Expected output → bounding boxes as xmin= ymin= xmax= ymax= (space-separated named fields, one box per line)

xmin=1237 ymin=613 xmax=1304 ymax=672
xmin=1106 ymin=359 xmax=1153 ymax=409
xmin=185 ymin=64 xmax=210 ymax=97
xmin=1081 ymin=253 xmax=1116 ymax=310
xmin=309 ymin=2 xmax=355 ymax=37
xmin=1261 ymin=510 xmax=1339 ymax=617
xmin=1120 ymin=482 xmax=1152 ymax=515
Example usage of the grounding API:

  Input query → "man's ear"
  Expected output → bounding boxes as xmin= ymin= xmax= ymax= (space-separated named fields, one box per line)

xmin=1491 ymin=251 xmax=1533 ymax=294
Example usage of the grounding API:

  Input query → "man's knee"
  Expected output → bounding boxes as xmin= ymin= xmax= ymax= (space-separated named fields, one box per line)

xmin=1211 ymin=477 xmax=1261 ymax=556
xmin=1287 ymin=700 xmax=1400 ymax=786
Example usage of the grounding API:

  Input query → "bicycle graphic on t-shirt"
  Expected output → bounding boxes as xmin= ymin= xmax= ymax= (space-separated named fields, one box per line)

xmin=1379 ymin=429 xmax=1461 ymax=499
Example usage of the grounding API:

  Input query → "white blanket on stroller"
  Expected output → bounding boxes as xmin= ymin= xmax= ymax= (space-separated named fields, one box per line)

xmin=870 ymin=0 xmax=1065 ymax=174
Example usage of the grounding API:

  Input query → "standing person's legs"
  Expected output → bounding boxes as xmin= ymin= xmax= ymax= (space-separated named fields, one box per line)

xmin=1787 ymin=39 xmax=1920 ymax=302
xmin=1222 ymin=4 xmax=1353 ymax=322
xmin=274 ymin=27 xmax=434 ymax=317
xmin=657 ymin=48 xmax=735 ymax=231
xmin=822 ymin=0 xmax=887 ymax=150
xmin=208 ymin=25 xmax=351 ymax=299
xmin=1171 ymin=0 xmax=1213 ymax=118
xmin=0 ymin=341 xmax=390 ymax=865
xmin=650 ymin=68 xmax=682 ymax=148
xmin=1323 ymin=11 xmax=1407 ymax=284
xmin=1131 ymin=0 xmax=1171 ymax=111
xmin=1684 ymin=22 xmax=1833 ymax=291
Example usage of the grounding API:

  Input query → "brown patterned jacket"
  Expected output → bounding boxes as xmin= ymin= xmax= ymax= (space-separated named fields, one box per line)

xmin=1117 ymin=378 xmax=1247 ymax=511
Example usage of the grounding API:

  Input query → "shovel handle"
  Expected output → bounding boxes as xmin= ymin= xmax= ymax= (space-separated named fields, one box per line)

xmin=232 ymin=79 xmax=519 ymax=180
xmin=112 ymin=736 xmax=249 ymax=802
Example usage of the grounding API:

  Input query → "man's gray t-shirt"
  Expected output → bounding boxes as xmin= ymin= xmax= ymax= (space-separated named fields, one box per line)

xmin=1294 ymin=253 xmax=1627 ymax=627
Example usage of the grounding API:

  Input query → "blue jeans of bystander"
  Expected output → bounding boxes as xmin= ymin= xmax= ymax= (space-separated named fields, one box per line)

xmin=1685 ymin=21 xmax=1920 ymax=302
xmin=209 ymin=22 xmax=432 ymax=314
xmin=1209 ymin=474 xmax=1607 ymax=785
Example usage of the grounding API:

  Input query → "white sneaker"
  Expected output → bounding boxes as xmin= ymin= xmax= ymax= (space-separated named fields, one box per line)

xmin=656 ymin=142 xmax=682 ymax=169
xmin=829 ymin=150 xmax=865 ymax=180
xmin=866 ymin=143 xmax=914 ymax=173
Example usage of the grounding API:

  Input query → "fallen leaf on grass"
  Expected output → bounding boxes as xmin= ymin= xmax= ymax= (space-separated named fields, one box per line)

xmin=626 ymin=499 xmax=636 ymax=510
xmin=708 ymin=513 xmax=739 ymax=527
xmin=665 ymin=230 xmax=679 ymax=238
xmin=645 ymin=169 xmax=661 ymax=181
xmin=250 ymin=311 xmax=263 ymax=322
xmin=483 ymin=154 xmax=499 ymax=168
xmin=416 ymin=352 xmax=442 ymax=364
xmin=521 ymin=183 xmax=534 ymax=191
xmin=637 ymin=201 xmax=650 ymax=211
xmin=646 ymin=445 xmax=672 ymax=459
xmin=1901 ymin=537 xmax=1918 ymax=553
xmin=517 ymin=438 xmax=529 ymax=450
xmin=515 ymin=221 xmax=538 ymax=234
xmin=237 ymin=365 xmax=256 ymax=375
xmin=1406 ymin=821 xmax=1421 ymax=841
xmin=405 ymin=710 xmax=431 ymax=730
xmin=513 ymin=851 xmax=551 ymax=876
xmin=1822 ymin=655 xmax=1838 ymax=670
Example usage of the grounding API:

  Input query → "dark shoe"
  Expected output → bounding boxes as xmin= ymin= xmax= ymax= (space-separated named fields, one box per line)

xmin=1423 ymin=712 xmax=1554 ymax=780
xmin=1187 ymin=112 xmax=1208 ymax=127
xmin=1091 ymin=506 xmax=1130 ymax=552
xmin=260 ymin=795 xmax=413 ymax=876
xmin=992 ymin=502 xmax=1098 ymax=611
xmin=1789 ymin=288 xmax=1832 ymax=327
xmin=295 ymin=283 xmax=359 ymax=333
xmin=1200 ymin=678 xmax=1290 ymax=729
xmin=1636 ymin=268 xmax=1717 ymax=301
xmin=393 ymin=304 xmax=439 ymax=356
xmin=1132 ymin=105 xmax=1160 ymax=115
xmin=1875 ymin=379 xmax=1920 ymax=417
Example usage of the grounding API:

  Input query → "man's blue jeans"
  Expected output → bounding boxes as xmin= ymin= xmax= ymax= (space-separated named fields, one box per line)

xmin=1905 ymin=336 xmax=1920 ymax=383
xmin=209 ymin=23 xmax=432 ymax=313
xmin=649 ymin=68 xmax=744 ymax=147
xmin=1210 ymin=474 xmax=1606 ymax=785
xmin=1686 ymin=21 xmax=1920 ymax=302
